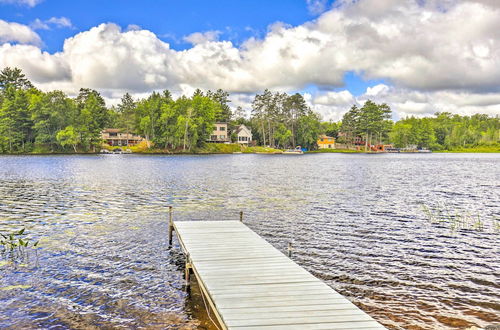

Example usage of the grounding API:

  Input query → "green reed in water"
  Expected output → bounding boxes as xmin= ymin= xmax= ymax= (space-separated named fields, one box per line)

xmin=0 ymin=227 xmax=39 ymax=262
xmin=420 ymin=203 xmax=495 ymax=233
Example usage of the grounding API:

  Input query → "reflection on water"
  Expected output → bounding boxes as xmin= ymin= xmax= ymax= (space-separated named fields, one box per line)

xmin=0 ymin=153 xmax=499 ymax=329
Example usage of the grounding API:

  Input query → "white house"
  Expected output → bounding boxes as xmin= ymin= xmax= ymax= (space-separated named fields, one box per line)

xmin=234 ymin=124 xmax=252 ymax=145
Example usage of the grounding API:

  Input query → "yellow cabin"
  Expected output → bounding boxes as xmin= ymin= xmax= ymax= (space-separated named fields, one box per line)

xmin=317 ymin=135 xmax=335 ymax=149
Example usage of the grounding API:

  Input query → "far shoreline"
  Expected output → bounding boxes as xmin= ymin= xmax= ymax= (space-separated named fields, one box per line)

xmin=1 ymin=148 xmax=498 ymax=156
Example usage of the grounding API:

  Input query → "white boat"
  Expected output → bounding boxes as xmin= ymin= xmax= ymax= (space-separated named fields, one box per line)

xmin=283 ymin=146 xmax=304 ymax=155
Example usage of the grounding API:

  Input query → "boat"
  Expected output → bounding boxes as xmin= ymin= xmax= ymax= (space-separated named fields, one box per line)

xmin=418 ymin=149 xmax=432 ymax=153
xmin=283 ymin=146 xmax=304 ymax=155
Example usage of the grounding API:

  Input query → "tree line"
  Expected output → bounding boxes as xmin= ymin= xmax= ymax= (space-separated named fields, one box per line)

xmin=0 ymin=67 xmax=498 ymax=153
xmin=389 ymin=113 xmax=499 ymax=150
xmin=248 ymin=89 xmax=321 ymax=149
xmin=0 ymin=67 xmax=323 ymax=153
xmin=333 ymin=102 xmax=498 ymax=150
xmin=0 ymin=67 xmax=227 ymax=153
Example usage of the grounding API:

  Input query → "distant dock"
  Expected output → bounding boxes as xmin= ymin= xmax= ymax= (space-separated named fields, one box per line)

xmin=169 ymin=214 xmax=385 ymax=329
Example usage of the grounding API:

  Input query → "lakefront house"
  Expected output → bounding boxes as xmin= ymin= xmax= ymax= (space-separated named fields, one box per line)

xmin=207 ymin=122 xmax=230 ymax=143
xmin=317 ymin=135 xmax=335 ymax=149
xmin=101 ymin=129 xmax=144 ymax=147
xmin=234 ymin=124 xmax=252 ymax=145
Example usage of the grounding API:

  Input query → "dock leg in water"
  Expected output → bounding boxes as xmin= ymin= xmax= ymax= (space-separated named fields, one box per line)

xmin=185 ymin=252 xmax=192 ymax=293
xmin=168 ymin=206 xmax=174 ymax=246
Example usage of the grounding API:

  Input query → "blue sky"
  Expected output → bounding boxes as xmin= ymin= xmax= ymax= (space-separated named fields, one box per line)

xmin=1 ymin=0 xmax=498 ymax=120
xmin=1 ymin=0 xmax=315 ymax=52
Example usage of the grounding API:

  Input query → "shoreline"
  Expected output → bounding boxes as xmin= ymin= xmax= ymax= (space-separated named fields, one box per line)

xmin=0 ymin=149 xmax=498 ymax=156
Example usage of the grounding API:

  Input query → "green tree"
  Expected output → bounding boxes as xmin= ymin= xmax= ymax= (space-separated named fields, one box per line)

xmin=0 ymin=87 xmax=33 ymax=152
xmin=135 ymin=91 xmax=168 ymax=146
xmin=296 ymin=111 xmax=321 ymax=150
xmin=117 ymin=93 xmax=136 ymax=146
xmin=321 ymin=121 xmax=340 ymax=139
xmin=339 ymin=105 xmax=361 ymax=146
xmin=274 ymin=123 xmax=292 ymax=148
xmin=0 ymin=67 xmax=34 ymax=91
xmin=208 ymin=89 xmax=232 ymax=122
xmin=56 ymin=126 xmax=79 ymax=152
xmin=357 ymin=100 xmax=392 ymax=151
xmin=75 ymin=89 xmax=108 ymax=150
xmin=390 ymin=122 xmax=414 ymax=148
xmin=31 ymin=90 xmax=75 ymax=151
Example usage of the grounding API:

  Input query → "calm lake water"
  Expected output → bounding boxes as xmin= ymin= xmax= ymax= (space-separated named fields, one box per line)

xmin=0 ymin=153 xmax=499 ymax=329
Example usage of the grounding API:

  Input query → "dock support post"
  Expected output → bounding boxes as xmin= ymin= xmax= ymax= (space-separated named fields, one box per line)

xmin=288 ymin=242 xmax=293 ymax=257
xmin=168 ymin=206 xmax=174 ymax=246
xmin=185 ymin=252 xmax=192 ymax=292
xmin=240 ymin=211 xmax=243 ymax=222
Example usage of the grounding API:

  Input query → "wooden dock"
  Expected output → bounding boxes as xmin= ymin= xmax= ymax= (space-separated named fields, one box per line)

xmin=171 ymin=219 xmax=385 ymax=330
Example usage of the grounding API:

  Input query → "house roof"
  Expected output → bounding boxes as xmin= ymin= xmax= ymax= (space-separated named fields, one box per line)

xmin=318 ymin=134 xmax=333 ymax=139
xmin=103 ymin=128 xmax=121 ymax=133
xmin=234 ymin=124 xmax=251 ymax=135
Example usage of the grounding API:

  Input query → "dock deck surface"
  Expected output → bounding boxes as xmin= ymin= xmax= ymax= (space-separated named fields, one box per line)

xmin=173 ymin=220 xmax=385 ymax=330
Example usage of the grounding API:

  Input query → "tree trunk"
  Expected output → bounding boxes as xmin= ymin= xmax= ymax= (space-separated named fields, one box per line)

xmin=183 ymin=122 xmax=188 ymax=150
xmin=365 ymin=131 xmax=369 ymax=152
xmin=261 ymin=121 xmax=266 ymax=146
xmin=183 ymin=109 xmax=191 ymax=151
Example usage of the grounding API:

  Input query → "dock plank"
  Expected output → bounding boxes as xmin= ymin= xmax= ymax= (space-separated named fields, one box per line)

xmin=173 ymin=221 xmax=385 ymax=330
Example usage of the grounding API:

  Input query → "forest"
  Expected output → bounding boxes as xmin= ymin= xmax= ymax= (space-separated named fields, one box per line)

xmin=0 ymin=67 xmax=498 ymax=153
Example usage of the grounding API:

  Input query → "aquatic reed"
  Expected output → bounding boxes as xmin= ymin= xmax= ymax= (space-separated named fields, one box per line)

xmin=420 ymin=203 xmax=495 ymax=233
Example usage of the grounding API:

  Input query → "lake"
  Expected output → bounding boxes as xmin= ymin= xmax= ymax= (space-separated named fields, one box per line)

xmin=0 ymin=153 xmax=499 ymax=329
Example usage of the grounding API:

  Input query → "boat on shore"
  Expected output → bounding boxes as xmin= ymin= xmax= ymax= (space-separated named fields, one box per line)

xmin=283 ymin=146 xmax=304 ymax=155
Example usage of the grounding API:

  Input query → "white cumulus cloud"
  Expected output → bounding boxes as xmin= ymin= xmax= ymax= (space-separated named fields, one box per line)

xmin=31 ymin=17 xmax=73 ymax=30
xmin=47 ymin=17 xmax=73 ymax=28
xmin=0 ymin=20 xmax=41 ymax=46
xmin=306 ymin=0 xmax=330 ymax=15
xmin=0 ymin=0 xmax=43 ymax=7
xmin=183 ymin=30 xmax=221 ymax=45
xmin=0 ymin=0 xmax=499 ymax=119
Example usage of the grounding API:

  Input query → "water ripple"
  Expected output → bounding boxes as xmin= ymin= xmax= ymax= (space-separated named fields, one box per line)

xmin=0 ymin=153 xmax=499 ymax=329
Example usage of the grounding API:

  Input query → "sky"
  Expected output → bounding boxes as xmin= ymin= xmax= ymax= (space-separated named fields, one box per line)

xmin=0 ymin=0 xmax=499 ymax=121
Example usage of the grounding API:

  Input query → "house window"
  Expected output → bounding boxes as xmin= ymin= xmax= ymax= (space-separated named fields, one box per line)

xmin=110 ymin=132 xmax=117 ymax=137
xmin=220 ymin=126 xmax=225 ymax=131
xmin=211 ymin=135 xmax=217 ymax=140
xmin=220 ymin=135 xmax=226 ymax=139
